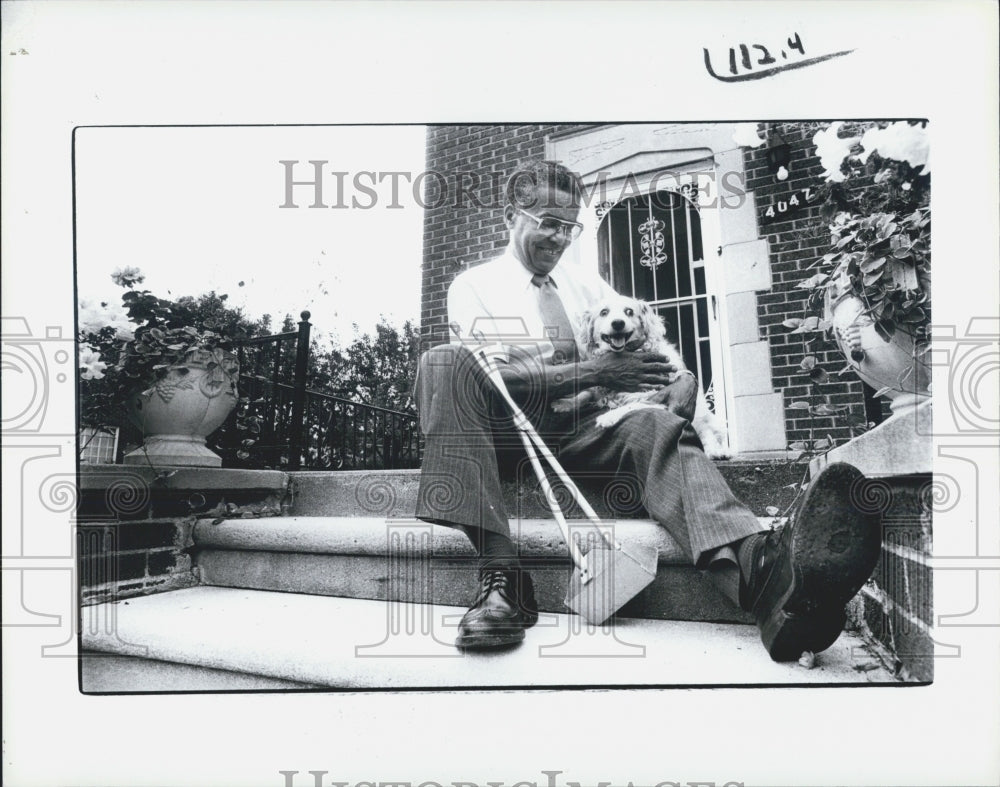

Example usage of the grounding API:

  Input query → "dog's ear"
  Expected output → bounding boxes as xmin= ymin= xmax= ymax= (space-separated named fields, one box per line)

xmin=575 ymin=309 xmax=597 ymax=358
xmin=638 ymin=300 xmax=667 ymax=346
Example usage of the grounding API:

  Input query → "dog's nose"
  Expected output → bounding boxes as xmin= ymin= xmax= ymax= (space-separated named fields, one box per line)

xmin=611 ymin=319 xmax=626 ymax=332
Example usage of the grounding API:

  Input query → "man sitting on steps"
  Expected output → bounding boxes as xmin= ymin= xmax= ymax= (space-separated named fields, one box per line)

xmin=414 ymin=158 xmax=881 ymax=660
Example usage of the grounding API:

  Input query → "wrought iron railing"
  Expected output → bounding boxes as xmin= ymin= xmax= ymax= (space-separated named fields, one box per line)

xmin=226 ymin=310 xmax=420 ymax=470
xmin=229 ymin=311 xmax=311 ymax=469
xmin=300 ymin=390 xmax=421 ymax=470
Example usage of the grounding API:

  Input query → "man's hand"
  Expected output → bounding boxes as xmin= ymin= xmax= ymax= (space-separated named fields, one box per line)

xmin=647 ymin=372 xmax=699 ymax=421
xmin=591 ymin=352 xmax=677 ymax=392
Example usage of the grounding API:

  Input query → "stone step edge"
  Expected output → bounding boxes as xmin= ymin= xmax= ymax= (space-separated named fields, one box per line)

xmin=193 ymin=547 xmax=756 ymax=623
xmin=288 ymin=466 xmax=802 ymax=520
xmin=80 ymin=652 xmax=320 ymax=691
xmin=288 ymin=458 xmax=795 ymax=479
xmin=194 ymin=516 xmax=775 ymax=563
xmin=80 ymin=586 xmax=896 ymax=689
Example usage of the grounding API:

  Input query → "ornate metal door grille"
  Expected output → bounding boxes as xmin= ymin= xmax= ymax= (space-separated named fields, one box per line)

xmin=597 ymin=189 xmax=717 ymax=401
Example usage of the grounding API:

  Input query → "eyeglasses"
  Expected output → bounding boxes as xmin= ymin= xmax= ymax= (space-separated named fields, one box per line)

xmin=516 ymin=208 xmax=584 ymax=241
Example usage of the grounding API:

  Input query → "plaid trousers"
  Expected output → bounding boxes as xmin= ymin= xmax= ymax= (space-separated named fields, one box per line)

xmin=414 ymin=344 xmax=763 ymax=566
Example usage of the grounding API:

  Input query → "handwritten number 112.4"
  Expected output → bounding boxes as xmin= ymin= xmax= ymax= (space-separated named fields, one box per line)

xmin=729 ymin=33 xmax=805 ymax=74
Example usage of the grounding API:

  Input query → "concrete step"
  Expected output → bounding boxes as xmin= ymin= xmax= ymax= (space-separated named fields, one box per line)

xmin=288 ymin=461 xmax=804 ymax=519
xmin=80 ymin=653 xmax=317 ymax=691
xmin=192 ymin=516 xmax=755 ymax=623
xmin=80 ymin=586 xmax=896 ymax=691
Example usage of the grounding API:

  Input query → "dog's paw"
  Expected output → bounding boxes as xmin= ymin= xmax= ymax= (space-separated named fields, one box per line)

xmin=594 ymin=410 xmax=618 ymax=429
xmin=595 ymin=401 xmax=665 ymax=429
xmin=697 ymin=431 xmax=732 ymax=459
xmin=595 ymin=408 xmax=635 ymax=428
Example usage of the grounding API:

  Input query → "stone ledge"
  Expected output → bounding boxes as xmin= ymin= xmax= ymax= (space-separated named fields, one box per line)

xmin=193 ymin=515 xmax=694 ymax=563
xmin=78 ymin=466 xmax=291 ymax=521
xmin=79 ymin=466 xmax=289 ymax=492
xmin=192 ymin=517 xmax=774 ymax=623
xmin=192 ymin=514 xmax=777 ymax=567
xmin=195 ymin=548 xmax=752 ymax=623
xmin=810 ymin=400 xmax=932 ymax=478
xmin=288 ymin=462 xmax=802 ymax=518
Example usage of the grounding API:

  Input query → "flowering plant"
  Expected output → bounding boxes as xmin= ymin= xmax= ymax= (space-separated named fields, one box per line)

xmin=78 ymin=267 xmax=244 ymax=454
xmin=773 ymin=121 xmax=932 ymax=462
xmin=784 ymin=121 xmax=931 ymax=375
xmin=790 ymin=120 xmax=930 ymax=328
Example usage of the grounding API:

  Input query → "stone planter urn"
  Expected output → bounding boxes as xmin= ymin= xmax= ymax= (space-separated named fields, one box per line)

xmin=124 ymin=348 xmax=239 ymax=467
xmin=825 ymin=270 xmax=931 ymax=418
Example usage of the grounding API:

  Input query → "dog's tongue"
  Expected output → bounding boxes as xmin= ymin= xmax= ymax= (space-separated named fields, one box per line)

xmin=608 ymin=335 xmax=629 ymax=350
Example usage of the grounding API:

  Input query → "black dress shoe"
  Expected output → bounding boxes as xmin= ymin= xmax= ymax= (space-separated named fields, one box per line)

xmin=740 ymin=463 xmax=882 ymax=662
xmin=455 ymin=568 xmax=538 ymax=650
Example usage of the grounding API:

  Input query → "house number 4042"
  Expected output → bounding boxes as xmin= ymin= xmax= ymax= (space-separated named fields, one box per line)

xmin=761 ymin=187 xmax=816 ymax=224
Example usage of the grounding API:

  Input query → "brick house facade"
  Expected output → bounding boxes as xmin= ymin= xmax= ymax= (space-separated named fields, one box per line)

xmin=420 ymin=122 xmax=883 ymax=457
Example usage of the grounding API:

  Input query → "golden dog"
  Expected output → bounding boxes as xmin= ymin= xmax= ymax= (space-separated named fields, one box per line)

xmin=553 ymin=294 xmax=731 ymax=459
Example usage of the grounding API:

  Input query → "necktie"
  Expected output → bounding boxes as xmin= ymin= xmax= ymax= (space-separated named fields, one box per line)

xmin=532 ymin=274 xmax=578 ymax=365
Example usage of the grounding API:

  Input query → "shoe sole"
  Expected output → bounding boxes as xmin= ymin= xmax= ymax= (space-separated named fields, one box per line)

xmin=454 ymin=628 xmax=526 ymax=650
xmin=758 ymin=463 xmax=882 ymax=662
xmin=454 ymin=608 xmax=536 ymax=650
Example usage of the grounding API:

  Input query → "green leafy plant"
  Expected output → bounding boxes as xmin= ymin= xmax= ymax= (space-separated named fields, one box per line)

xmin=781 ymin=121 xmax=931 ymax=432
xmin=791 ymin=206 xmax=931 ymax=346
xmin=78 ymin=270 xmax=251 ymax=459
xmin=788 ymin=121 xmax=931 ymax=342
xmin=732 ymin=122 xmax=932 ymax=521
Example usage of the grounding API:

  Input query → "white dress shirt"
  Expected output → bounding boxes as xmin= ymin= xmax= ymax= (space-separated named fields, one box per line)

xmin=447 ymin=248 xmax=618 ymax=362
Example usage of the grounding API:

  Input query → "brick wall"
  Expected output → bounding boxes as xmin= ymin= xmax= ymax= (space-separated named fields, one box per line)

xmin=77 ymin=518 xmax=197 ymax=604
xmin=849 ymin=473 xmax=934 ymax=682
xmin=77 ymin=467 xmax=289 ymax=604
xmin=421 ymin=124 xmax=582 ymax=346
xmin=741 ymin=121 xmax=877 ymax=447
